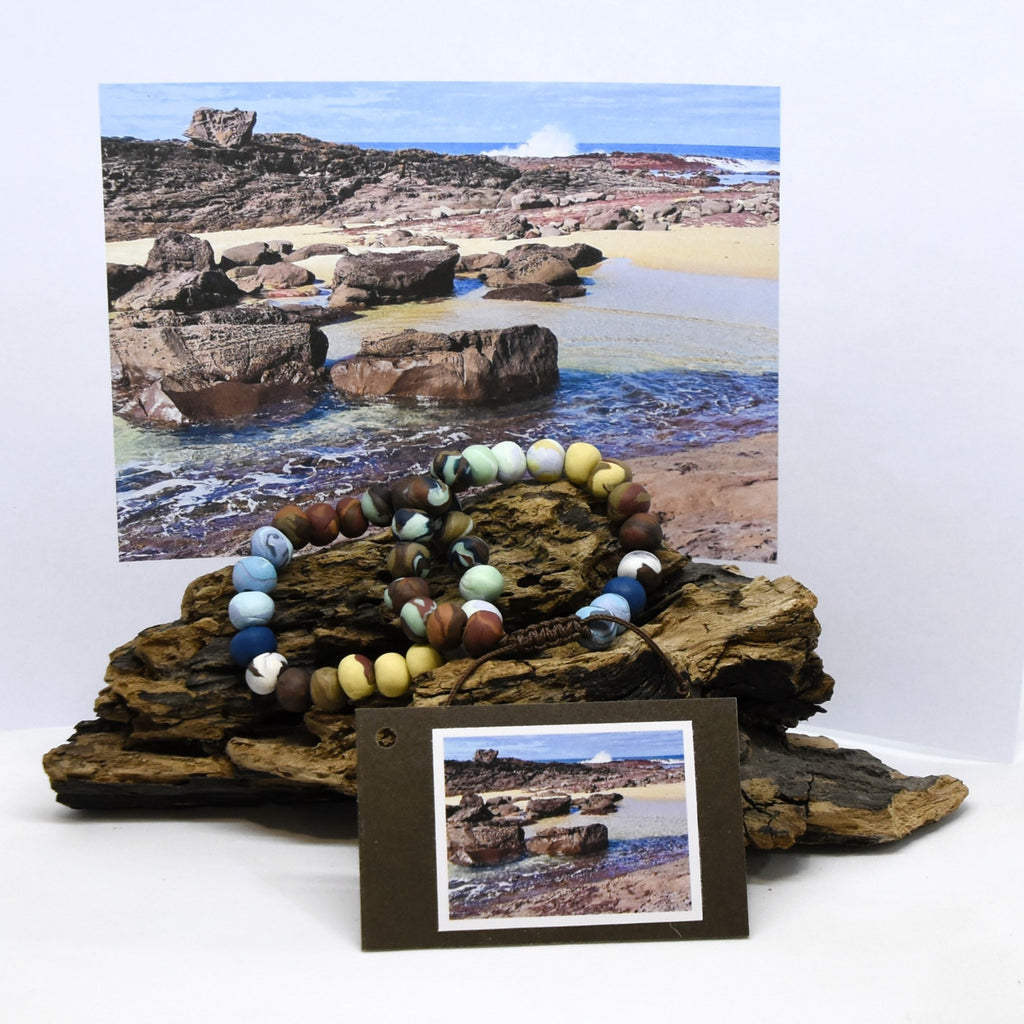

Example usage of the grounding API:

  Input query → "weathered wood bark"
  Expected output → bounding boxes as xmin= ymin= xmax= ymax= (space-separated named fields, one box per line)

xmin=43 ymin=479 xmax=967 ymax=845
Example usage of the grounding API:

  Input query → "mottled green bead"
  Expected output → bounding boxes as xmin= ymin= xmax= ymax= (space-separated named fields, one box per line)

xmin=459 ymin=564 xmax=505 ymax=602
xmin=462 ymin=444 xmax=500 ymax=485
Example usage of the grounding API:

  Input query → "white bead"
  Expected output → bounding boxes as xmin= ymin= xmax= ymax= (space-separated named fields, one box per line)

xmin=617 ymin=550 xmax=662 ymax=580
xmin=490 ymin=440 xmax=527 ymax=483
xmin=245 ymin=652 xmax=288 ymax=695
xmin=460 ymin=599 xmax=503 ymax=622
xmin=526 ymin=438 xmax=566 ymax=483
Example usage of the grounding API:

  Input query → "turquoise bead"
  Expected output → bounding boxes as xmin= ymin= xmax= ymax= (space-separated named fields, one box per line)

xmin=251 ymin=526 xmax=293 ymax=569
xmin=575 ymin=605 xmax=618 ymax=650
xmin=233 ymin=556 xmax=277 ymax=594
xmin=228 ymin=590 xmax=275 ymax=629
xmin=459 ymin=564 xmax=505 ymax=602
xmin=590 ymin=592 xmax=631 ymax=634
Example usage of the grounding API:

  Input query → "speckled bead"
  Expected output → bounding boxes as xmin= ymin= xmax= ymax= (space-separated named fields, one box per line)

xmin=462 ymin=609 xmax=505 ymax=657
xmin=245 ymin=651 xmax=288 ymax=695
xmin=618 ymin=512 xmax=663 ymax=553
xmin=425 ymin=601 xmax=468 ymax=652
xmin=617 ymin=550 xmax=663 ymax=593
xmin=233 ymin=556 xmax=278 ymax=594
xmin=436 ymin=510 xmax=475 ymax=550
xmin=306 ymin=502 xmax=340 ymax=546
xmin=590 ymin=592 xmax=631 ymax=634
xmin=392 ymin=508 xmax=437 ymax=544
xmin=276 ymin=667 xmax=312 ymax=713
xmin=526 ymin=438 xmax=566 ymax=483
xmin=448 ymin=535 xmax=490 ymax=571
xmin=399 ymin=596 xmax=438 ymax=641
xmin=338 ymin=653 xmax=376 ymax=701
xmin=460 ymin=599 xmax=503 ymax=622
xmin=335 ymin=495 xmax=369 ymax=538
xmin=587 ymin=459 xmax=632 ymax=500
xmin=272 ymin=504 xmax=312 ymax=549
xmin=431 ymin=451 xmax=474 ymax=491
xmin=310 ymin=665 xmax=347 ymax=712
xmin=230 ymin=625 xmax=277 ymax=667
xmin=459 ymin=564 xmax=505 ymax=603
xmin=575 ymin=605 xmax=618 ymax=650
xmin=602 ymin=576 xmax=647 ymax=618
xmin=391 ymin=473 xmax=453 ymax=514
xmin=251 ymin=526 xmax=293 ymax=570
xmin=462 ymin=444 xmax=500 ymax=485
xmin=491 ymin=441 xmax=527 ymax=483
xmin=374 ymin=652 xmax=412 ymax=698
xmin=406 ymin=644 xmax=444 ymax=678
xmin=606 ymin=481 xmax=652 ymax=524
xmin=360 ymin=483 xmax=394 ymax=526
xmin=228 ymin=590 xmax=275 ymax=630
xmin=384 ymin=576 xmax=433 ymax=614
xmin=386 ymin=542 xmax=432 ymax=579
xmin=564 ymin=442 xmax=603 ymax=487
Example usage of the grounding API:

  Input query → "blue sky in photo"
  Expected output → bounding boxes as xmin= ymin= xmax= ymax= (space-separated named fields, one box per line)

xmin=98 ymin=81 xmax=780 ymax=148
xmin=441 ymin=727 xmax=686 ymax=763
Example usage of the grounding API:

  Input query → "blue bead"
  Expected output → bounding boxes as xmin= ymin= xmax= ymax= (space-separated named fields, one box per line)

xmin=251 ymin=526 xmax=293 ymax=569
xmin=602 ymin=576 xmax=647 ymax=618
xmin=590 ymin=592 xmax=631 ymax=633
xmin=575 ymin=605 xmax=618 ymax=650
xmin=230 ymin=626 xmax=277 ymax=667
xmin=228 ymin=590 xmax=275 ymax=629
xmin=233 ymin=556 xmax=277 ymax=594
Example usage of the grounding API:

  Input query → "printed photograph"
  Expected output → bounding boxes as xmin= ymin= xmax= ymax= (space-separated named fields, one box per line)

xmin=101 ymin=81 xmax=779 ymax=563
xmin=433 ymin=721 xmax=700 ymax=929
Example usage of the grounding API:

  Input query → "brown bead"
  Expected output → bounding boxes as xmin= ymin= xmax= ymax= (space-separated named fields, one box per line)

xmin=462 ymin=610 xmax=505 ymax=657
xmin=386 ymin=542 xmax=432 ymax=579
xmin=272 ymin=504 xmax=312 ymax=549
xmin=310 ymin=666 xmax=347 ymax=712
xmin=607 ymin=481 xmax=652 ymax=524
xmin=386 ymin=576 xmax=433 ymax=614
xmin=306 ymin=502 xmax=340 ymax=546
xmin=425 ymin=601 xmax=468 ymax=652
xmin=390 ymin=473 xmax=453 ymax=514
xmin=436 ymin=511 xmax=475 ymax=551
xmin=619 ymin=512 xmax=663 ymax=552
xmin=335 ymin=496 xmax=369 ymax=538
xmin=276 ymin=667 xmax=312 ymax=713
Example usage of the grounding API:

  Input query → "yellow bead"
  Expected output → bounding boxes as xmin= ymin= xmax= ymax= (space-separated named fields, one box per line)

xmin=406 ymin=644 xmax=444 ymax=678
xmin=564 ymin=442 xmax=602 ymax=487
xmin=588 ymin=459 xmax=632 ymax=499
xmin=374 ymin=651 xmax=412 ymax=698
xmin=338 ymin=653 xmax=376 ymax=701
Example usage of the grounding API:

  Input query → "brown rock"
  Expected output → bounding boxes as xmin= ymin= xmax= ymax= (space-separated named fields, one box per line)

xmin=447 ymin=822 xmax=526 ymax=866
xmin=481 ymin=243 xmax=579 ymax=288
xmin=525 ymin=794 xmax=572 ymax=818
xmin=183 ymin=107 xmax=256 ymax=149
xmin=106 ymin=263 xmax=149 ymax=305
xmin=257 ymin=262 xmax=315 ymax=289
xmin=330 ymin=249 xmax=459 ymax=305
xmin=526 ymin=823 xmax=609 ymax=856
xmin=112 ymin=269 xmax=241 ymax=313
xmin=220 ymin=241 xmax=280 ymax=269
xmin=145 ymin=230 xmax=216 ymax=273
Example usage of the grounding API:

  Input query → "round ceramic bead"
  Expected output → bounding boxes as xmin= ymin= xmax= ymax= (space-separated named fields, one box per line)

xmin=272 ymin=504 xmax=312 ymax=549
xmin=251 ymin=526 xmax=293 ymax=570
xmin=462 ymin=610 xmax=505 ymax=657
xmin=459 ymin=564 xmax=505 ymax=603
xmin=448 ymin=535 xmax=490 ymax=572
xmin=276 ymin=667 xmax=312 ymax=713
xmin=462 ymin=444 xmax=500 ymax=485
xmin=460 ymin=599 xmax=503 ymax=623
xmin=431 ymin=451 xmax=474 ymax=491
xmin=575 ymin=605 xmax=618 ymax=650
xmin=391 ymin=474 xmax=452 ymax=514
xmin=619 ymin=512 xmax=663 ymax=553
xmin=607 ymin=481 xmax=652 ymax=524
xmin=590 ymin=592 xmax=632 ymax=634
xmin=360 ymin=483 xmax=394 ymax=526
xmin=405 ymin=644 xmax=444 ymax=678
xmin=335 ymin=495 xmax=369 ymax=538
xmin=233 ymin=556 xmax=277 ymax=594
xmin=338 ymin=653 xmax=376 ymax=701
xmin=436 ymin=510 xmax=475 ymax=550
xmin=425 ymin=601 xmax=468 ymax=651
xmin=387 ymin=542 xmax=432 ymax=578
xmin=245 ymin=651 xmax=288 ymax=695
xmin=228 ymin=590 xmax=275 ymax=629
xmin=230 ymin=625 xmax=277 ymax=667
xmin=587 ymin=459 xmax=632 ymax=500
xmin=526 ymin=438 xmax=566 ymax=483
xmin=564 ymin=442 xmax=603 ymax=487
xmin=310 ymin=666 xmax=347 ymax=712
xmin=374 ymin=652 xmax=412 ymax=698
xmin=384 ymin=576 xmax=433 ymax=614
xmin=602 ymin=576 xmax=647 ymax=618
xmin=617 ymin=550 xmax=663 ymax=593
xmin=491 ymin=440 xmax=527 ymax=483
xmin=399 ymin=596 xmax=438 ymax=641
xmin=392 ymin=508 xmax=437 ymax=543
xmin=306 ymin=502 xmax=340 ymax=546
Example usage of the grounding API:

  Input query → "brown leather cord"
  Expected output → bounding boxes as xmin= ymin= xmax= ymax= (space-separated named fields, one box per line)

xmin=446 ymin=611 xmax=693 ymax=705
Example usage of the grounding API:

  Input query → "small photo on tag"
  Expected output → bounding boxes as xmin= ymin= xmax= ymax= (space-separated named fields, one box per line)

xmin=357 ymin=699 xmax=748 ymax=950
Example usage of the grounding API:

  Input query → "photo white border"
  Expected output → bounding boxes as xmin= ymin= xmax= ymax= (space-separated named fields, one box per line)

xmin=432 ymin=720 xmax=701 ymax=932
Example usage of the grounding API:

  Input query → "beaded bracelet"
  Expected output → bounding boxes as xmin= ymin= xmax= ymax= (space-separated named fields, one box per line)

xmin=226 ymin=438 xmax=666 ymax=713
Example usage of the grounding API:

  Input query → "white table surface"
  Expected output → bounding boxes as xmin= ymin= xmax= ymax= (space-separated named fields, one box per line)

xmin=3 ymin=726 xmax=1021 ymax=1023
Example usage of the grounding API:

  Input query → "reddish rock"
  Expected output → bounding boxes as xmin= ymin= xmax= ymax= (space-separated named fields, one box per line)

xmin=330 ymin=249 xmax=459 ymax=305
xmin=257 ymin=262 xmax=315 ymax=289
xmin=525 ymin=793 xmax=572 ymax=818
xmin=526 ymin=823 xmax=609 ymax=856
xmin=184 ymin=107 xmax=256 ymax=149
xmin=447 ymin=822 xmax=526 ymax=866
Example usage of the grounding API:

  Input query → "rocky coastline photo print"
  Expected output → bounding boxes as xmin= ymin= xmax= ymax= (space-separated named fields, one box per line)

xmin=101 ymin=81 xmax=780 ymax=564
xmin=434 ymin=722 xmax=700 ymax=929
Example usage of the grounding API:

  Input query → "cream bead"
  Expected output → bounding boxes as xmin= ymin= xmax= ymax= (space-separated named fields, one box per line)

xmin=374 ymin=651 xmax=413 ymax=698
xmin=338 ymin=653 xmax=376 ymax=701
xmin=526 ymin=438 xmax=566 ymax=483
xmin=406 ymin=644 xmax=444 ymax=678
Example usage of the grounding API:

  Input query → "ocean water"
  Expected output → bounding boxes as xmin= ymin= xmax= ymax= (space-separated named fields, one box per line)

xmin=114 ymin=257 xmax=777 ymax=559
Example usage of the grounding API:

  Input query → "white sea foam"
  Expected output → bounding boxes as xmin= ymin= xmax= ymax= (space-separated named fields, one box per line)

xmin=583 ymin=750 xmax=613 ymax=764
xmin=485 ymin=125 xmax=578 ymax=158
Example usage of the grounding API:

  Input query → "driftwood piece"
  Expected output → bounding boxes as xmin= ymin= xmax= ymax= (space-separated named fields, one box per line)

xmin=43 ymin=479 xmax=967 ymax=846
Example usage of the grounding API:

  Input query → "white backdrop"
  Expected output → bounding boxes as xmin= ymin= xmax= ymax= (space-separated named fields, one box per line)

xmin=2 ymin=0 xmax=1022 ymax=759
